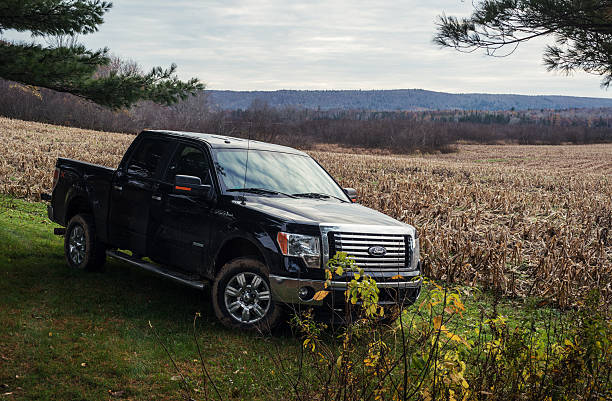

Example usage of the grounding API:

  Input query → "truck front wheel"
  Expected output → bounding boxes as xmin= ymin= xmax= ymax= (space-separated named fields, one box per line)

xmin=212 ymin=258 xmax=282 ymax=331
xmin=64 ymin=214 xmax=106 ymax=271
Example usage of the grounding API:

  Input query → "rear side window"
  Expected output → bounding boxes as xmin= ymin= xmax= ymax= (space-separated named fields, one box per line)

xmin=127 ymin=138 xmax=171 ymax=178
xmin=165 ymin=144 xmax=211 ymax=184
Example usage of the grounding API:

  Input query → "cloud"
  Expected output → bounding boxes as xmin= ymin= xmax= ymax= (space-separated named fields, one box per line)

xmin=1 ymin=0 xmax=608 ymax=97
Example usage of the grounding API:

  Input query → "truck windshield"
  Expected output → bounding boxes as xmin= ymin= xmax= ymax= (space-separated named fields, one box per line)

xmin=213 ymin=149 xmax=349 ymax=201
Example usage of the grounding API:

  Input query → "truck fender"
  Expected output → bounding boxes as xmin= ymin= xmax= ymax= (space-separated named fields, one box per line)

xmin=209 ymin=229 xmax=277 ymax=278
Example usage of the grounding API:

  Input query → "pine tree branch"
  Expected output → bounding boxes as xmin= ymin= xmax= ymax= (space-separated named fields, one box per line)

xmin=0 ymin=1 xmax=204 ymax=108
xmin=0 ymin=42 xmax=204 ymax=109
xmin=434 ymin=0 xmax=612 ymax=87
xmin=0 ymin=0 xmax=112 ymax=36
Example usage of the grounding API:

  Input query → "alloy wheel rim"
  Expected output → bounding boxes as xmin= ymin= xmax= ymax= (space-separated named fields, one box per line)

xmin=224 ymin=272 xmax=271 ymax=324
xmin=69 ymin=225 xmax=86 ymax=266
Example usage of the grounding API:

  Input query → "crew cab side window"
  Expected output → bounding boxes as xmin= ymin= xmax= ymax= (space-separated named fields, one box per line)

xmin=126 ymin=138 xmax=170 ymax=179
xmin=165 ymin=144 xmax=212 ymax=185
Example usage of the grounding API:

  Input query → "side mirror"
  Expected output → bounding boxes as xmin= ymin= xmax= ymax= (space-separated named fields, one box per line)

xmin=174 ymin=175 xmax=213 ymax=200
xmin=344 ymin=187 xmax=358 ymax=203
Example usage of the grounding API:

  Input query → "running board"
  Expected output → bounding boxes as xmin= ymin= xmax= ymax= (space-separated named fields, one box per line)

xmin=106 ymin=250 xmax=205 ymax=290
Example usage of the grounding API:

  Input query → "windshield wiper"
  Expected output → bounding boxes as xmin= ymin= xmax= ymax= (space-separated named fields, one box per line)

xmin=293 ymin=192 xmax=349 ymax=203
xmin=228 ymin=188 xmax=297 ymax=198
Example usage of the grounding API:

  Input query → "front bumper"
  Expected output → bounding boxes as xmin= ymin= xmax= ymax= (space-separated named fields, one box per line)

xmin=269 ymin=272 xmax=422 ymax=306
xmin=272 ymin=222 xmax=422 ymax=308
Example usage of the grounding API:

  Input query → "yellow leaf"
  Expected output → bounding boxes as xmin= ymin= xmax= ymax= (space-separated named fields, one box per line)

xmin=433 ymin=316 xmax=442 ymax=330
xmin=391 ymin=274 xmax=404 ymax=280
xmin=313 ymin=290 xmax=329 ymax=301
xmin=443 ymin=330 xmax=471 ymax=348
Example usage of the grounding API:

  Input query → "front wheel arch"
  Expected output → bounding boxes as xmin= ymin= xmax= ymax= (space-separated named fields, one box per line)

xmin=212 ymin=236 xmax=266 ymax=275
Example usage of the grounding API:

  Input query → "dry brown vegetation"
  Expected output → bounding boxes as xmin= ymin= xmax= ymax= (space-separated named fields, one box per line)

xmin=1 ymin=117 xmax=610 ymax=307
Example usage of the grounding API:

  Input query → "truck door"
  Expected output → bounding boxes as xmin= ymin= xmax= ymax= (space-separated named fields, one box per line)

xmin=109 ymin=136 xmax=174 ymax=254
xmin=148 ymin=143 xmax=214 ymax=273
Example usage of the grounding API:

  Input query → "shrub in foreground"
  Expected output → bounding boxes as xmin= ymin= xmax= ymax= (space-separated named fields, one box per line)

xmin=152 ymin=254 xmax=611 ymax=400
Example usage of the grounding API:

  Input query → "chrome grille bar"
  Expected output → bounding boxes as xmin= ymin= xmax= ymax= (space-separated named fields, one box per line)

xmin=339 ymin=245 xmax=405 ymax=249
xmin=349 ymin=257 xmax=406 ymax=262
xmin=343 ymin=251 xmax=405 ymax=256
xmin=334 ymin=233 xmax=406 ymax=240
xmin=337 ymin=240 xmax=406 ymax=246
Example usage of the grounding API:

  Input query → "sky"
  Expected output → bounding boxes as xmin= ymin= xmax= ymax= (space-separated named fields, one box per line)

xmin=4 ymin=0 xmax=611 ymax=97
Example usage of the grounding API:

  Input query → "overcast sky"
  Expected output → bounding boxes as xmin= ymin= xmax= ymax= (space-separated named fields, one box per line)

xmin=4 ymin=0 xmax=611 ymax=97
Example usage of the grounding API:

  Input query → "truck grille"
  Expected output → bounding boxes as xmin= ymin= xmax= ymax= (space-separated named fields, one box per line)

xmin=329 ymin=232 xmax=412 ymax=269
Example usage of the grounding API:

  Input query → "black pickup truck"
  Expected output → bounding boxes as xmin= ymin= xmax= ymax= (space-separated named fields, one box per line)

xmin=46 ymin=130 xmax=421 ymax=329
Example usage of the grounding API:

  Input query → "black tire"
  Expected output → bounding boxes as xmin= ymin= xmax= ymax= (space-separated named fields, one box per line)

xmin=64 ymin=214 xmax=106 ymax=272
xmin=212 ymin=258 xmax=282 ymax=331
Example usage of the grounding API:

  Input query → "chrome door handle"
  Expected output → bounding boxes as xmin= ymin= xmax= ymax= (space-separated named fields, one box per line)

xmin=113 ymin=185 xmax=123 ymax=191
xmin=151 ymin=195 xmax=162 ymax=201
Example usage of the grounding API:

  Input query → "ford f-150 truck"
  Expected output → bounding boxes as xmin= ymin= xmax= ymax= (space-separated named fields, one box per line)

xmin=45 ymin=130 xmax=421 ymax=330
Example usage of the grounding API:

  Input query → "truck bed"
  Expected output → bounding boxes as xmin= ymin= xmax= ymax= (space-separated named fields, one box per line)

xmin=50 ymin=158 xmax=116 ymax=241
xmin=56 ymin=157 xmax=116 ymax=175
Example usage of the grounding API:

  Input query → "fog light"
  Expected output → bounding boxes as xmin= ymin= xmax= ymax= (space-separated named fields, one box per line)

xmin=298 ymin=286 xmax=315 ymax=301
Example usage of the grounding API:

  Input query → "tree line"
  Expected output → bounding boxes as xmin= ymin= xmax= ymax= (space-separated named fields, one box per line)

xmin=2 ymin=78 xmax=611 ymax=153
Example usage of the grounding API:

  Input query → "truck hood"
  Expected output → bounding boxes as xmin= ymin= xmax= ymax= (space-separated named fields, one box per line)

xmin=241 ymin=196 xmax=408 ymax=227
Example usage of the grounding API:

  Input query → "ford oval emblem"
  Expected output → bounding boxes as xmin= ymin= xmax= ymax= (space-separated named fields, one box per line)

xmin=368 ymin=246 xmax=387 ymax=256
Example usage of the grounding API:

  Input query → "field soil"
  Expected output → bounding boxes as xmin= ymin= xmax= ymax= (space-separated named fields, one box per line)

xmin=1 ymin=116 xmax=611 ymax=307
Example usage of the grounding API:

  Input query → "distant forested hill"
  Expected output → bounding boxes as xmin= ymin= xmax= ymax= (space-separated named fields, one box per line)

xmin=207 ymin=89 xmax=612 ymax=111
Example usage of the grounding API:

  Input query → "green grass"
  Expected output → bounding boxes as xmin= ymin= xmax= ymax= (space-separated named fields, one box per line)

xmin=0 ymin=195 xmax=560 ymax=400
xmin=0 ymin=196 xmax=300 ymax=400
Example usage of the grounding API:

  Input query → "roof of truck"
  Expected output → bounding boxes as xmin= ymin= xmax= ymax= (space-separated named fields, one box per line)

xmin=143 ymin=130 xmax=308 ymax=156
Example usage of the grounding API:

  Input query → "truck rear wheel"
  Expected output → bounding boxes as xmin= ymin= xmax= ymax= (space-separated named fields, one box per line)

xmin=212 ymin=258 xmax=282 ymax=331
xmin=64 ymin=214 xmax=106 ymax=272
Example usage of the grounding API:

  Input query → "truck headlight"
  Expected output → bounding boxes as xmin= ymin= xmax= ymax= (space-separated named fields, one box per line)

xmin=277 ymin=232 xmax=321 ymax=269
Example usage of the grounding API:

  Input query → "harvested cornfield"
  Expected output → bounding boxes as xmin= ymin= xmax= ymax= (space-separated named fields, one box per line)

xmin=1 ymin=117 xmax=610 ymax=307
xmin=1 ymin=117 xmax=132 ymax=198
xmin=312 ymin=148 xmax=612 ymax=308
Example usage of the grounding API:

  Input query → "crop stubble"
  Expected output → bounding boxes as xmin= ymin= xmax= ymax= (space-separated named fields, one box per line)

xmin=1 ymin=117 xmax=610 ymax=306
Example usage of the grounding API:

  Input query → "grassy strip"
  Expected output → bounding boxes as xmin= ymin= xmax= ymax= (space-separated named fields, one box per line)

xmin=0 ymin=196 xmax=299 ymax=400
xmin=0 ymin=195 xmax=567 ymax=400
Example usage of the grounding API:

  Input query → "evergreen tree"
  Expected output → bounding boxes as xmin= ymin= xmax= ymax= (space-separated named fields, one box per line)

xmin=434 ymin=0 xmax=612 ymax=87
xmin=0 ymin=0 xmax=204 ymax=109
